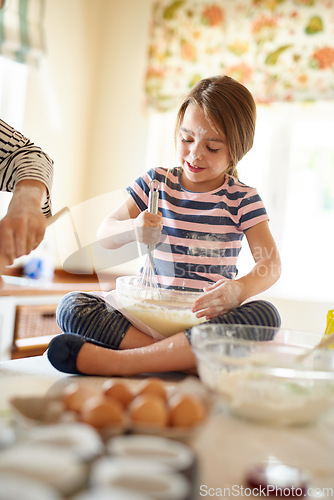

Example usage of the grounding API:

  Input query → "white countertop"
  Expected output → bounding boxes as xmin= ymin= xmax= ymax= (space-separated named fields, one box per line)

xmin=1 ymin=355 xmax=334 ymax=498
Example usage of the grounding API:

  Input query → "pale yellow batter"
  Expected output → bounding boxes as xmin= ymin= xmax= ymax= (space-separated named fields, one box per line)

xmin=124 ymin=299 xmax=205 ymax=337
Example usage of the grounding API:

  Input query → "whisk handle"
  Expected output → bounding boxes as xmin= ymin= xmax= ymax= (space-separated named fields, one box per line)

xmin=148 ymin=180 xmax=160 ymax=214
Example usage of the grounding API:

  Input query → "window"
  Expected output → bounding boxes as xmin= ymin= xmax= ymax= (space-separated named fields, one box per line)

xmin=0 ymin=55 xmax=28 ymax=128
xmin=0 ymin=55 xmax=28 ymax=217
xmin=236 ymin=102 xmax=334 ymax=302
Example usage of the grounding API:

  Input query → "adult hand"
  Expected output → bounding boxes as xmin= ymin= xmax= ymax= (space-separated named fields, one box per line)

xmin=192 ymin=279 xmax=244 ymax=320
xmin=0 ymin=204 xmax=45 ymax=262
xmin=0 ymin=180 xmax=47 ymax=277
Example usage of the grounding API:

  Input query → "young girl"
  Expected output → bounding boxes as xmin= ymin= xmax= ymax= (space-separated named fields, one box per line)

xmin=48 ymin=75 xmax=281 ymax=376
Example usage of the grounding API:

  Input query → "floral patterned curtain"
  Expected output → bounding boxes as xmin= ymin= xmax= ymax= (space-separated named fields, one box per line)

xmin=145 ymin=0 xmax=334 ymax=111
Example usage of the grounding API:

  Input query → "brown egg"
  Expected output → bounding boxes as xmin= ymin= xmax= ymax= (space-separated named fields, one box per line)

xmin=80 ymin=395 xmax=125 ymax=429
xmin=129 ymin=394 xmax=169 ymax=428
xmin=136 ymin=377 xmax=168 ymax=402
xmin=62 ymin=382 xmax=99 ymax=413
xmin=168 ymin=394 xmax=206 ymax=428
xmin=102 ymin=380 xmax=134 ymax=409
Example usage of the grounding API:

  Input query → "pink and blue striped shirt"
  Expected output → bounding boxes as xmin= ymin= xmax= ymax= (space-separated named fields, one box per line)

xmin=127 ymin=167 xmax=268 ymax=291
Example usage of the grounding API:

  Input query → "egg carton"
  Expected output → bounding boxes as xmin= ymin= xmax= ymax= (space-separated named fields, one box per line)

xmin=9 ymin=376 xmax=213 ymax=442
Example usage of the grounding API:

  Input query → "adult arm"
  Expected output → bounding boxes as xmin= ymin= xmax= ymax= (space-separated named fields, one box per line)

xmin=0 ymin=179 xmax=47 ymax=266
xmin=0 ymin=119 xmax=54 ymax=274
xmin=0 ymin=119 xmax=53 ymax=215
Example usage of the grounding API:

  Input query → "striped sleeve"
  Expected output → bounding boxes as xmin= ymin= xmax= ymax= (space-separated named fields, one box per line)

xmin=0 ymin=119 xmax=53 ymax=217
xmin=237 ymin=188 xmax=268 ymax=232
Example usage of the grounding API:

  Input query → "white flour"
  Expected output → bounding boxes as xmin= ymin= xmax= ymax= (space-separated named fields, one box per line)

xmin=199 ymin=365 xmax=334 ymax=426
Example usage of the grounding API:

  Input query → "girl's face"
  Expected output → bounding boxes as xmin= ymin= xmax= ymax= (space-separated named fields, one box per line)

xmin=176 ymin=103 xmax=231 ymax=192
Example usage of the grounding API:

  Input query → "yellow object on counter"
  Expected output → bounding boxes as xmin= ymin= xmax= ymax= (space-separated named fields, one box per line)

xmin=322 ymin=309 xmax=334 ymax=348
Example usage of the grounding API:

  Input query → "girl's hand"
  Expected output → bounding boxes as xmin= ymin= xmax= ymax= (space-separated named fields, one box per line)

xmin=134 ymin=210 xmax=163 ymax=246
xmin=192 ymin=279 xmax=244 ymax=320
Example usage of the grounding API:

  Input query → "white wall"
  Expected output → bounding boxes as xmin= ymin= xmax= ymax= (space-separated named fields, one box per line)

xmin=23 ymin=0 xmax=153 ymax=211
xmin=84 ymin=0 xmax=153 ymax=199
xmin=263 ymin=295 xmax=332 ymax=334
xmin=24 ymin=0 xmax=97 ymax=210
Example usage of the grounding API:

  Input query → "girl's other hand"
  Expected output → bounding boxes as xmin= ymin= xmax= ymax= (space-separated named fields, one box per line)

xmin=134 ymin=210 xmax=163 ymax=246
xmin=192 ymin=279 xmax=244 ymax=320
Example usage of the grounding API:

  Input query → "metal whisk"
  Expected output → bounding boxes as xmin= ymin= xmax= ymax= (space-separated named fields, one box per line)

xmin=138 ymin=179 xmax=160 ymax=294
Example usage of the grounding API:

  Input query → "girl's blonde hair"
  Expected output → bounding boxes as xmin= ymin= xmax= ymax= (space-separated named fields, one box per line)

xmin=175 ymin=75 xmax=256 ymax=177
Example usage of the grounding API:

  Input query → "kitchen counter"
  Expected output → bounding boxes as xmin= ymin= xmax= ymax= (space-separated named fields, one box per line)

xmin=0 ymin=269 xmax=118 ymax=360
xmin=0 ymin=269 xmax=116 ymax=297
xmin=1 ymin=355 xmax=334 ymax=498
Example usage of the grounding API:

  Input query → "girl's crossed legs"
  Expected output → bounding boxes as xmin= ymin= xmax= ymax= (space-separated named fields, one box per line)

xmin=47 ymin=291 xmax=281 ymax=376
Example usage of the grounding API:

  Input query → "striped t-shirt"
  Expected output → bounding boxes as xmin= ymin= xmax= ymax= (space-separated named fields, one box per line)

xmin=0 ymin=119 xmax=53 ymax=217
xmin=127 ymin=167 xmax=268 ymax=291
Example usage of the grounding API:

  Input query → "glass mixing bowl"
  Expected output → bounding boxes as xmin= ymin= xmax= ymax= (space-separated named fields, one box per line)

xmin=115 ymin=275 xmax=205 ymax=337
xmin=191 ymin=324 xmax=334 ymax=426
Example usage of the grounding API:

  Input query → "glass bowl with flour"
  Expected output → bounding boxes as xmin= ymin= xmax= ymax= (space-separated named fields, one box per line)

xmin=191 ymin=324 xmax=334 ymax=426
xmin=114 ymin=275 xmax=205 ymax=339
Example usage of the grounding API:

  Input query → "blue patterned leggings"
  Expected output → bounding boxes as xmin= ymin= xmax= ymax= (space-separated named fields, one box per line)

xmin=56 ymin=291 xmax=281 ymax=348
